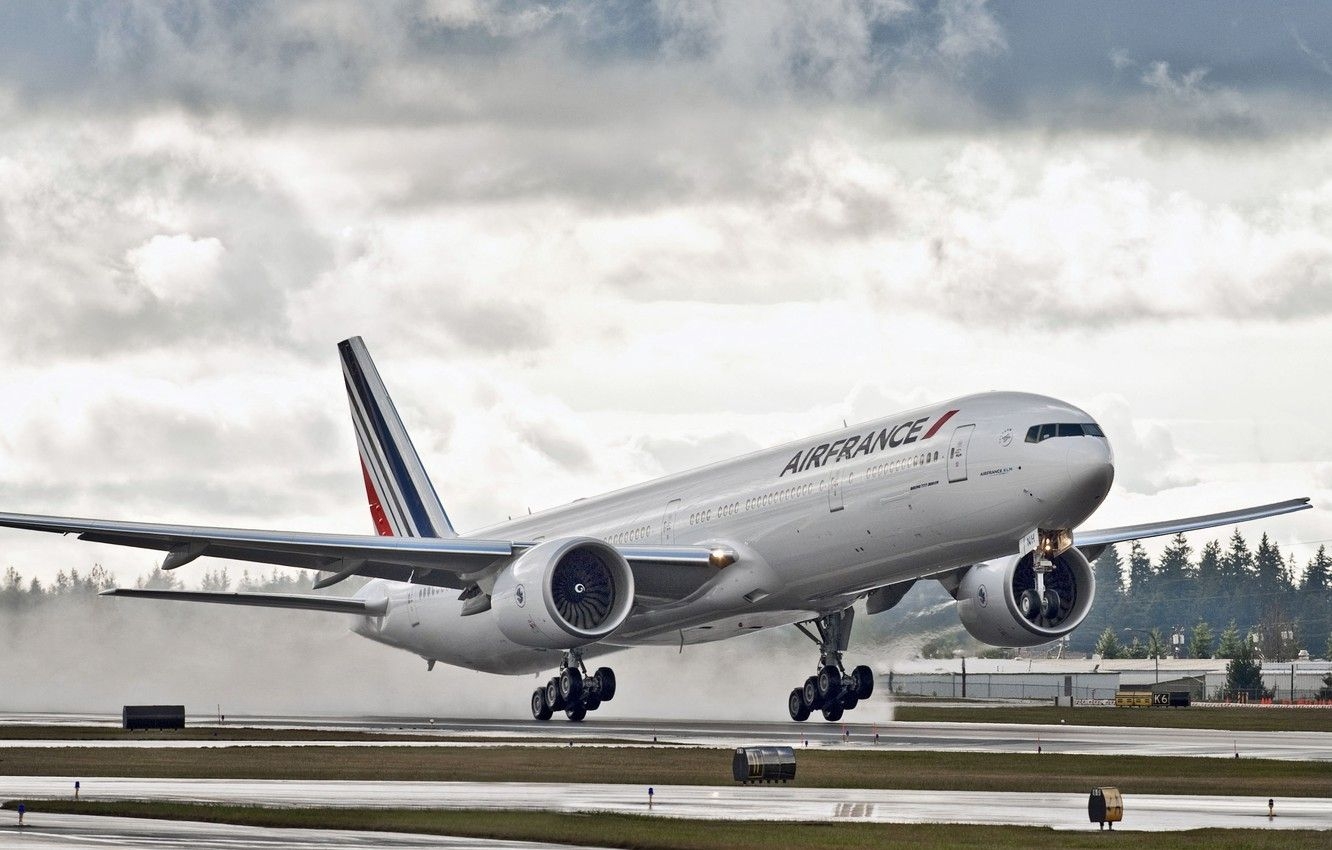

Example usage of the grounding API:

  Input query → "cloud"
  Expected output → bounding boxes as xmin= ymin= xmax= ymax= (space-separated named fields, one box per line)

xmin=126 ymin=233 xmax=225 ymax=301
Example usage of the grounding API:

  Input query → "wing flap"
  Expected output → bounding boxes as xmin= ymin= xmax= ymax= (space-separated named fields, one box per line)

xmin=101 ymin=588 xmax=386 ymax=615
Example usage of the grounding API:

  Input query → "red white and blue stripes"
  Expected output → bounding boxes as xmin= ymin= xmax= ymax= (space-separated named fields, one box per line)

xmin=339 ymin=337 xmax=455 ymax=539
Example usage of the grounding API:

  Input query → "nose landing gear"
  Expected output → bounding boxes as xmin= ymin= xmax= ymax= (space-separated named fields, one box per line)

xmin=788 ymin=607 xmax=875 ymax=722
xmin=531 ymin=648 xmax=616 ymax=722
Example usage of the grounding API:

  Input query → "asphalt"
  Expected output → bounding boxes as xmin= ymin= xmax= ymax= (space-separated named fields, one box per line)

xmin=5 ymin=711 xmax=1332 ymax=760
xmin=0 ymin=811 xmax=605 ymax=849
xmin=1 ymin=777 xmax=1329 ymax=832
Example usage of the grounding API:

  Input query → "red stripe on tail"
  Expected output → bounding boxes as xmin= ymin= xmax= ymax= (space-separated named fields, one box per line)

xmin=923 ymin=409 xmax=959 ymax=440
xmin=361 ymin=459 xmax=394 ymax=537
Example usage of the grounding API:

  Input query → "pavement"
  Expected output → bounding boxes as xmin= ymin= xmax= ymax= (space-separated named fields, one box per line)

xmin=1 ymin=776 xmax=1329 ymax=832
xmin=0 ymin=811 xmax=606 ymax=849
xmin=4 ymin=711 xmax=1332 ymax=760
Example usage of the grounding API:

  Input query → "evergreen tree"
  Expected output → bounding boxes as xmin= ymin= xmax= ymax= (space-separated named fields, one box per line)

xmin=1093 ymin=545 xmax=1125 ymax=599
xmin=1157 ymin=533 xmax=1194 ymax=585
xmin=1126 ymin=637 xmax=1148 ymax=659
xmin=1127 ymin=540 xmax=1153 ymax=596
xmin=1326 ymin=633 xmax=1332 ymax=662
xmin=1224 ymin=634 xmax=1269 ymax=700
xmin=1221 ymin=529 xmax=1253 ymax=583
xmin=1195 ymin=538 xmax=1223 ymax=604
xmin=1303 ymin=546 xmax=1330 ymax=593
xmin=1254 ymin=533 xmax=1286 ymax=594
xmin=1145 ymin=627 xmax=1167 ymax=659
xmin=1187 ymin=620 xmax=1214 ymax=659
xmin=1217 ymin=620 xmax=1244 ymax=658
xmin=1094 ymin=627 xmax=1124 ymax=659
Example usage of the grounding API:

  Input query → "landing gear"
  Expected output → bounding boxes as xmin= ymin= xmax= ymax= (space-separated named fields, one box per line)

xmin=788 ymin=607 xmax=876 ymax=722
xmin=531 ymin=649 xmax=616 ymax=722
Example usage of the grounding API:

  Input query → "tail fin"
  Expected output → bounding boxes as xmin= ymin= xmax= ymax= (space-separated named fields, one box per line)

xmin=339 ymin=337 xmax=456 ymax=538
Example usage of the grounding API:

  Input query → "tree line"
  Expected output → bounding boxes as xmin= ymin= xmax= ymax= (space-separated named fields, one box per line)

xmin=1 ymin=564 xmax=316 ymax=609
xmin=1077 ymin=529 xmax=1332 ymax=664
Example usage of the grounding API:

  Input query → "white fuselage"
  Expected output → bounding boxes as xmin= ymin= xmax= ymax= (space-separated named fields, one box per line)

xmin=353 ymin=392 xmax=1114 ymax=674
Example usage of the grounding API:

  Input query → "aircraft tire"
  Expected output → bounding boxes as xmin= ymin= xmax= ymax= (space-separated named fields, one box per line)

xmin=565 ymin=705 xmax=588 ymax=722
xmin=788 ymin=688 xmax=811 ymax=722
xmin=594 ymin=667 xmax=616 ymax=701
xmin=584 ymin=694 xmax=602 ymax=712
xmin=560 ymin=668 xmax=583 ymax=702
xmin=803 ymin=676 xmax=822 ymax=709
xmin=531 ymin=688 xmax=553 ymax=721
xmin=817 ymin=665 xmax=841 ymax=701
xmin=545 ymin=679 xmax=565 ymax=712
xmin=821 ymin=704 xmax=844 ymax=722
xmin=852 ymin=665 xmax=874 ymax=700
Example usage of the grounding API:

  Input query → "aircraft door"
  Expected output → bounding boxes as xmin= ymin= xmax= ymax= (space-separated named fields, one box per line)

xmin=828 ymin=472 xmax=844 ymax=512
xmin=662 ymin=498 xmax=681 ymax=543
xmin=947 ymin=424 xmax=975 ymax=483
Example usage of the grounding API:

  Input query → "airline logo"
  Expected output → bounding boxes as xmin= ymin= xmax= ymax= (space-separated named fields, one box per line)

xmin=778 ymin=409 xmax=958 ymax=477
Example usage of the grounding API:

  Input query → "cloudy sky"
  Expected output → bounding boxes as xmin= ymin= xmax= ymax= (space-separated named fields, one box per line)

xmin=1 ymin=0 xmax=1330 ymax=587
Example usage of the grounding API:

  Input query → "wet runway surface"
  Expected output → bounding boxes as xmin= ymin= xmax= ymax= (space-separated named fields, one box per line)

xmin=1 ymin=776 xmax=1329 ymax=832
xmin=0 ymin=812 xmax=602 ymax=849
xmin=5 ymin=711 xmax=1332 ymax=760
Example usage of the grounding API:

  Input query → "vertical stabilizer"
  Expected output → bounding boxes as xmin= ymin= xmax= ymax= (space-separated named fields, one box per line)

xmin=339 ymin=337 xmax=456 ymax=538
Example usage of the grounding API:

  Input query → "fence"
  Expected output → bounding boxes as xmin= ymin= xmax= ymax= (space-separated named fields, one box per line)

xmin=882 ymin=672 xmax=1119 ymax=702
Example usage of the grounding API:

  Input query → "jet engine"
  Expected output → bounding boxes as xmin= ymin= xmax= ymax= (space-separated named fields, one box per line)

xmin=492 ymin=537 xmax=635 ymax=650
xmin=954 ymin=547 xmax=1095 ymax=647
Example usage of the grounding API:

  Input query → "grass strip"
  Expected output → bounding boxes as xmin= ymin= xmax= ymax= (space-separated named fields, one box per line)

xmin=3 ymin=800 xmax=1327 ymax=850
xmin=892 ymin=705 xmax=1332 ymax=733
xmin=2 ymin=745 xmax=1327 ymax=797
xmin=0 ymin=724 xmax=634 ymax=745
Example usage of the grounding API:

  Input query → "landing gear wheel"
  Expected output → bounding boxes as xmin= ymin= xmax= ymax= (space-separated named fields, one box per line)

xmin=822 ymin=704 xmax=844 ymax=722
xmin=842 ymin=692 xmax=859 ymax=711
xmin=545 ymin=679 xmax=565 ymax=712
xmin=817 ymin=665 xmax=841 ymax=702
xmin=852 ymin=665 xmax=874 ymax=700
xmin=1041 ymin=589 xmax=1062 ymax=620
xmin=531 ymin=688 xmax=553 ymax=721
xmin=789 ymin=688 xmax=811 ymax=722
xmin=803 ymin=677 xmax=821 ymax=709
xmin=559 ymin=667 xmax=583 ymax=702
xmin=1019 ymin=589 xmax=1040 ymax=620
xmin=565 ymin=705 xmax=587 ymax=722
xmin=593 ymin=667 xmax=617 ymax=702
xmin=584 ymin=694 xmax=602 ymax=712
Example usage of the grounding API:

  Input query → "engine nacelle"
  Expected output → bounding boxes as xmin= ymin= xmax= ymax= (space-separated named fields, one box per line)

xmin=955 ymin=547 xmax=1095 ymax=648
xmin=492 ymin=537 xmax=635 ymax=650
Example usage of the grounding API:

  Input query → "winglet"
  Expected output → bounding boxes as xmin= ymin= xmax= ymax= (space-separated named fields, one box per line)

xmin=339 ymin=337 xmax=456 ymax=538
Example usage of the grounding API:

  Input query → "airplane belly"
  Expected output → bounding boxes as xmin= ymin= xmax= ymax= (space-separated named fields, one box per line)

xmin=357 ymin=594 xmax=559 ymax=676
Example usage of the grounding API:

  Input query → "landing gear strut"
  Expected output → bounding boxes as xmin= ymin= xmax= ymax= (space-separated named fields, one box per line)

xmin=788 ymin=607 xmax=874 ymax=722
xmin=531 ymin=648 xmax=616 ymax=722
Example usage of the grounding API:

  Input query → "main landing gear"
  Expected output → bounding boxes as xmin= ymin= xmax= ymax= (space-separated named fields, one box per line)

xmin=531 ymin=648 xmax=616 ymax=722
xmin=787 ymin=607 xmax=874 ymax=722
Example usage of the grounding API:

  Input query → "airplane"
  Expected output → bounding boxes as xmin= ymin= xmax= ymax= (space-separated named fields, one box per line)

xmin=0 ymin=337 xmax=1311 ymax=722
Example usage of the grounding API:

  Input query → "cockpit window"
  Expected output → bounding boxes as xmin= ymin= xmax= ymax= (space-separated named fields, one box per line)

xmin=1025 ymin=422 xmax=1106 ymax=443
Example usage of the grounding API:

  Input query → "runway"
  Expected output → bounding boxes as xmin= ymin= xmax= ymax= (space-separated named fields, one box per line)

xmin=5 ymin=712 xmax=1332 ymax=760
xmin=0 ymin=812 xmax=604 ymax=849
xmin=2 ymin=776 xmax=1329 ymax=832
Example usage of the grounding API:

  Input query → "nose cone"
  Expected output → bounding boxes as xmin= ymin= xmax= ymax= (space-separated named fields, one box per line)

xmin=1066 ymin=436 xmax=1115 ymax=513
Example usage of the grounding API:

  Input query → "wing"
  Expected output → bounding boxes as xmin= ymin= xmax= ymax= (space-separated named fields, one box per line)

xmin=0 ymin=511 xmax=723 ymax=596
xmin=99 ymin=588 xmax=386 ymax=615
xmin=1074 ymin=497 xmax=1311 ymax=559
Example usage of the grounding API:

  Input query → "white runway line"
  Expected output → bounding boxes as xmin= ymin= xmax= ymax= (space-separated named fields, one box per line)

xmin=1 ymin=777 xmax=1329 ymax=832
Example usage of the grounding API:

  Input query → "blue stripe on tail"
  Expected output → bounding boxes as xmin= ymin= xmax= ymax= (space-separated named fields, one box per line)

xmin=339 ymin=337 xmax=456 ymax=539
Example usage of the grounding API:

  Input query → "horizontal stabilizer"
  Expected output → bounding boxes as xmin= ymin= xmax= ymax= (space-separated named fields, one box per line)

xmin=101 ymin=588 xmax=386 ymax=615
